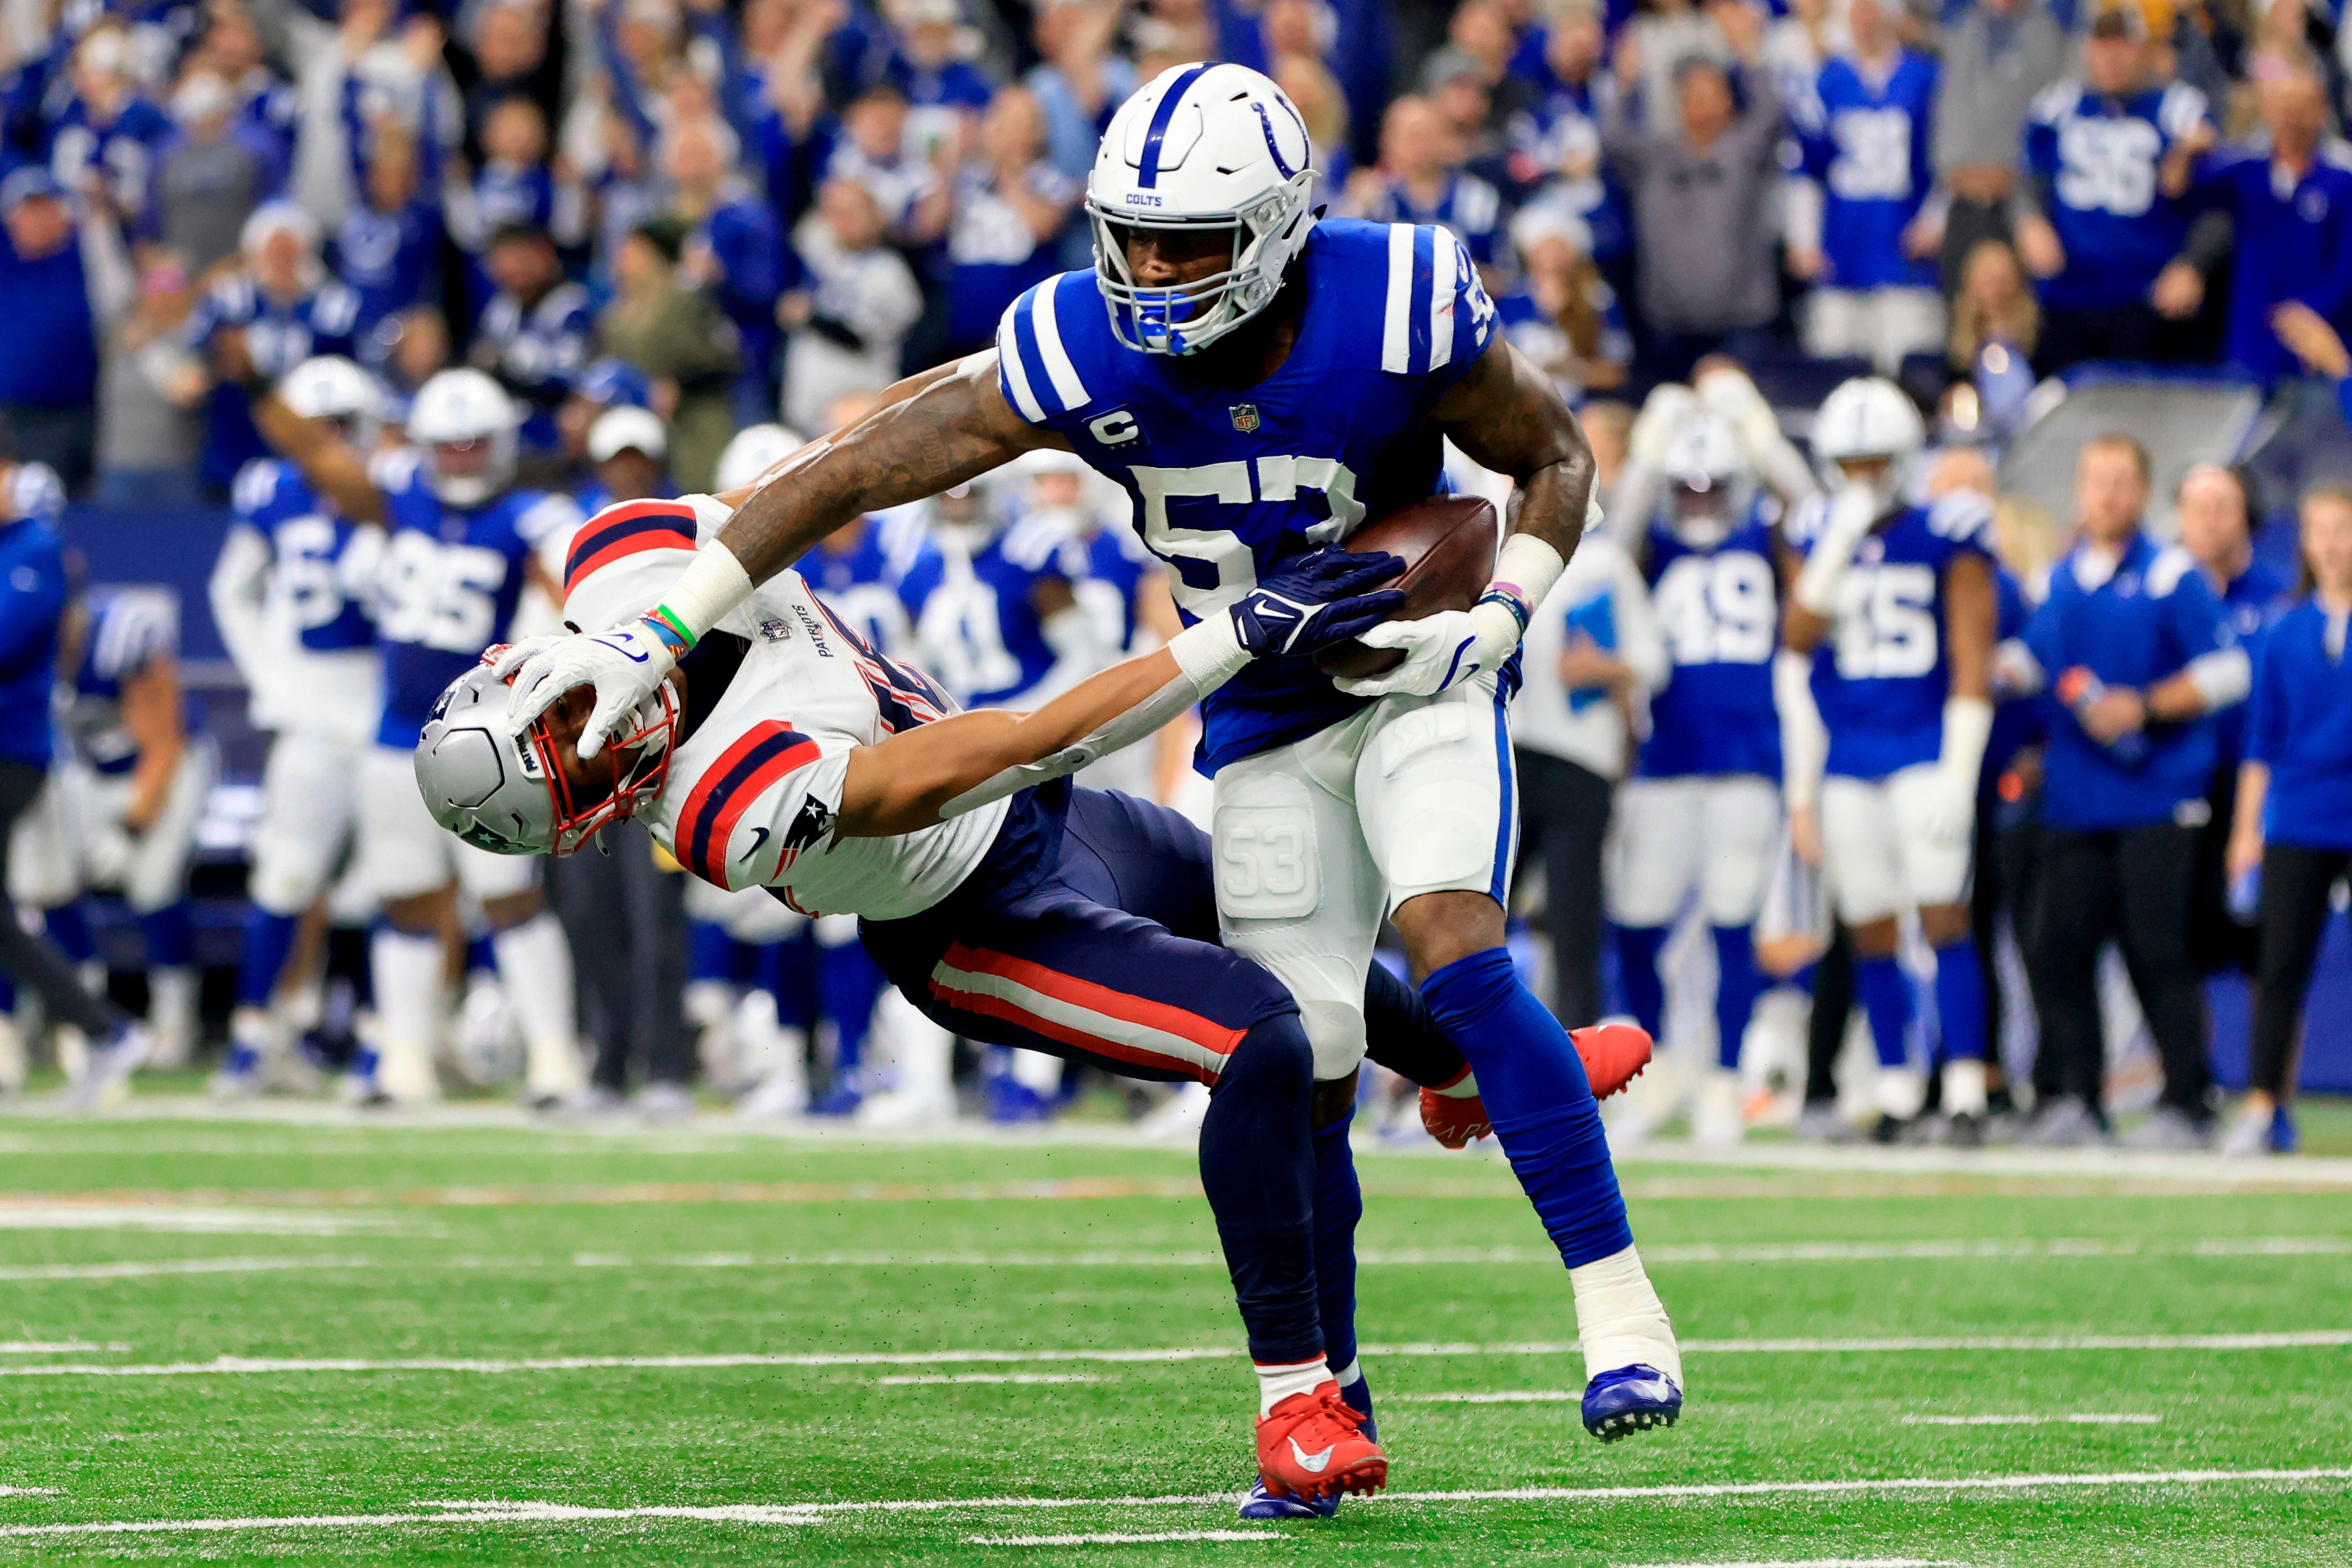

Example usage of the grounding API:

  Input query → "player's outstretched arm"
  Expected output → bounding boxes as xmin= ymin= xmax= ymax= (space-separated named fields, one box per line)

xmin=508 ymin=352 xmax=1059 ymax=755
xmin=1332 ymin=338 xmax=1596 ymax=699
xmin=248 ymin=389 xmax=384 ymax=524
xmin=833 ymin=548 xmax=1404 ymax=838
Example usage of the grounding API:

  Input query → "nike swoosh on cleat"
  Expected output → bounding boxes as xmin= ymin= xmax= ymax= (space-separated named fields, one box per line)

xmin=1288 ymin=1437 xmax=1335 ymax=1473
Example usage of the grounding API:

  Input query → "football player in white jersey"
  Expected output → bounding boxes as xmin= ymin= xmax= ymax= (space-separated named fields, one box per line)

xmin=425 ymin=489 xmax=1520 ymax=1502
xmin=503 ymin=61 xmax=1683 ymax=1468
xmin=209 ymin=356 xmax=386 ymax=1095
xmin=250 ymin=367 xmax=585 ymax=1105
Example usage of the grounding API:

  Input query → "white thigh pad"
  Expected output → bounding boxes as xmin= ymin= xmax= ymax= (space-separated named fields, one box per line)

xmin=1607 ymin=778 xmax=1702 ymax=927
xmin=1213 ymin=768 xmax=1323 ymax=921
xmin=357 ymin=746 xmax=458 ymax=903
xmin=1887 ymin=762 xmax=1975 ymax=909
xmin=1359 ymin=682 xmax=1511 ymax=907
xmin=1696 ymin=775 xmax=1782 ymax=928
xmin=1818 ymin=775 xmax=1904 ymax=926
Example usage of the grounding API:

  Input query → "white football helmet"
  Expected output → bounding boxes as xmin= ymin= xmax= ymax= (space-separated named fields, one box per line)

xmin=406 ymin=368 xmax=519 ymax=507
xmin=714 ymin=422 xmax=808 ymax=493
xmin=5 ymin=461 xmax=64 ymax=524
xmin=278 ymin=355 xmax=384 ymax=448
xmin=1812 ymin=376 xmax=1926 ymax=506
xmin=1086 ymin=61 xmax=1317 ymax=355
xmin=1660 ymin=412 xmax=1753 ymax=548
xmin=415 ymin=655 xmax=678 ymax=858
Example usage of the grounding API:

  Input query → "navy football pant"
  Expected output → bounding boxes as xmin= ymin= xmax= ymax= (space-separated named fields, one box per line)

xmin=860 ymin=787 xmax=1465 ymax=1367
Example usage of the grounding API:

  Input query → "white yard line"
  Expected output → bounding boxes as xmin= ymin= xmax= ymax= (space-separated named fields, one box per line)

xmin=1615 ymin=1560 xmax=1964 ymax=1567
xmin=0 ymin=1256 xmax=376 ymax=1282
xmin=4 ymin=1330 xmax=2345 ymax=1380
xmin=1899 ymin=1413 xmax=2159 ymax=1426
xmin=1387 ymin=1391 xmax=1578 ymax=1404
xmin=0 ymin=1206 xmax=409 ymax=1236
xmin=0 ymin=1342 xmax=119 ymax=1354
xmin=874 ymin=1375 xmax=1103 ymax=1386
xmin=0 ymin=1489 xmax=58 ymax=1498
xmin=0 ymin=1467 xmax=2346 ymax=1541
xmin=964 ymin=1531 xmax=1283 ymax=1545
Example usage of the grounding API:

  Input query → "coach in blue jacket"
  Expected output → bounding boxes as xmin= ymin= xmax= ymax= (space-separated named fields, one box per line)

xmin=2012 ymin=434 xmax=2250 ymax=1148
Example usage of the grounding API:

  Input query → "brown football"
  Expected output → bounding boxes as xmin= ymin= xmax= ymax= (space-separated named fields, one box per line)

xmin=1312 ymin=494 xmax=1502 ymax=679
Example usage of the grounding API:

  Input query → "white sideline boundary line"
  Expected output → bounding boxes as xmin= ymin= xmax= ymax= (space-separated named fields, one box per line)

xmin=1389 ymin=1391 xmax=1578 ymax=1404
xmin=874 ymin=1375 xmax=1102 ymax=1386
xmin=13 ymin=1235 xmax=2351 ymax=1284
xmin=1 ymin=1467 xmax=2347 ymax=1540
xmin=4 ymin=1331 xmax=2347 ymax=1378
xmin=1901 ymin=1414 xmax=2159 ymax=1427
xmin=965 ymin=1531 xmax=1282 ymax=1546
xmin=1615 ymin=1559 xmax=1964 ymax=1567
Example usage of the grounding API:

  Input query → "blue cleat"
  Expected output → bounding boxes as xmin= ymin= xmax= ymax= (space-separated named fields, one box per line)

xmin=1581 ymin=1364 xmax=1682 ymax=1441
xmin=986 ymin=1077 xmax=1056 ymax=1124
xmin=1238 ymin=1480 xmax=1337 ymax=1519
xmin=2271 ymin=1105 xmax=2300 ymax=1154
xmin=806 ymin=1082 xmax=864 ymax=1118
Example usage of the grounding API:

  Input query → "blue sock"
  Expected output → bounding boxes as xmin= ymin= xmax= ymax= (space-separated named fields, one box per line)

xmin=139 ymin=903 xmax=195 ymax=969
xmin=45 ymin=904 xmax=94 ymax=965
xmin=1710 ymin=925 xmax=1763 ymax=1074
xmin=0 ymin=970 xmax=15 ymax=1011
xmin=1310 ymin=1110 xmax=1362 ymax=1381
xmin=1422 ymin=948 xmax=1632 ymax=1268
xmin=1202 ymin=1014 xmax=1321 ymax=1365
xmin=818 ymin=939 xmax=886 ymax=1072
xmin=236 ymin=908 xmax=301 ymax=1008
xmin=688 ymin=921 xmax=734 ymax=984
xmin=465 ymin=934 xmax=497 ymax=975
xmin=1855 ymin=954 xmax=1912 ymax=1069
xmin=1932 ymin=937 xmax=1987 ymax=1062
xmin=1611 ymin=925 xmax=1669 ymax=1039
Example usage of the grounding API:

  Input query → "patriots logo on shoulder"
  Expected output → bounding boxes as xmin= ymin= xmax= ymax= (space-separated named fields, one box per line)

xmin=1230 ymin=404 xmax=1261 ymax=433
xmin=778 ymin=796 xmax=836 ymax=868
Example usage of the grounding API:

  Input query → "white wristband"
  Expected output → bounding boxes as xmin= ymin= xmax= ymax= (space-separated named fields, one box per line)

xmin=1939 ymin=696 xmax=1995 ymax=786
xmin=1493 ymin=532 xmax=1566 ymax=619
xmin=654 ymin=538 xmax=755 ymax=645
xmin=1792 ymin=487 xmax=1879 ymax=619
xmin=1170 ymin=613 xmax=1251 ymax=695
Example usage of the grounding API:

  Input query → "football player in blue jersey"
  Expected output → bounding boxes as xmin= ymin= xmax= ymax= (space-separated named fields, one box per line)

xmin=1779 ymin=379 xmax=2000 ymax=1143
xmin=510 ymin=61 xmax=1684 ymax=1484
xmin=1783 ymin=0 xmax=1944 ymax=376
xmin=209 ymin=357 xmax=387 ymax=1096
xmin=252 ymin=367 xmax=585 ymax=1107
xmin=1608 ymin=412 xmax=1783 ymax=1145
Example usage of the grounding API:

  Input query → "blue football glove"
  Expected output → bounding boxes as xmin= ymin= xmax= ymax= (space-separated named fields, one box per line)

xmin=1228 ymin=547 xmax=1407 ymax=658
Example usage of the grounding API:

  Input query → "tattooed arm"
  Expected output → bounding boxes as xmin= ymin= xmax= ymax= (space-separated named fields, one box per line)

xmin=507 ymin=352 xmax=1066 ymax=747
xmin=1328 ymin=337 xmax=1598 ymax=698
xmin=709 ymin=353 xmax=1067 ymax=574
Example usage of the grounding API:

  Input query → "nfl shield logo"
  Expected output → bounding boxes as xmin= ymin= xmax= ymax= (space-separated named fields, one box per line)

xmin=1229 ymin=403 xmax=1261 ymax=433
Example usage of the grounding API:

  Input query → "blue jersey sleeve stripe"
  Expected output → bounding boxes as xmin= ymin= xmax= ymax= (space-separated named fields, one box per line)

xmin=1030 ymin=276 xmax=1091 ymax=411
xmin=996 ymin=292 xmax=1048 ymax=423
xmin=1381 ymin=223 xmax=1414 ymax=373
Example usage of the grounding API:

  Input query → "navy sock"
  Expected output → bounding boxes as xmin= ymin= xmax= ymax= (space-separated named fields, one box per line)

xmin=1709 ymin=925 xmax=1763 ymax=1074
xmin=465 ymin=934 xmax=497 ymax=975
xmin=1310 ymin=1110 xmax=1362 ymax=1377
xmin=1855 ymin=955 xmax=1912 ymax=1069
xmin=236 ymin=908 xmax=300 ymax=1008
xmin=1202 ymin=1012 xmax=1321 ymax=1366
xmin=819 ymin=939 xmax=886 ymax=1071
xmin=1611 ymin=925 xmax=1669 ymax=1039
xmin=1932 ymin=937 xmax=1987 ymax=1063
xmin=45 ymin=904 xmax=94 ymax=965
xmin=1422 ymin=948 xmax=1632 ymax=1269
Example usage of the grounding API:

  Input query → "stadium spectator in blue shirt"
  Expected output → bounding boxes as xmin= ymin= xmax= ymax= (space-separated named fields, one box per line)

xmin=0 ymin=167 xmax=108 ymax=490
xmin=467 ymin=222 xmax=592 ymax=452
xmin=2176 ymin=463 xmax=2291 ymax=978
xmin=1785 ymin=0 xmax=1945 ymax=376
xmin=2015 ymin=2 xmax=2216 ymax=371
xmin=1501 ymin=2 xmax=1628 ymax=264
xmin=1347 ymin=95 xmax=1504 ymax=269
xmin=664 ymin=119 xmax=787 ymax=426
xmin=945 ymin=87 xmax=1079 ymax=357
xmin=330 ymin=128 xmax=444 ymax=365
xmin=1022 ymin=0 xmax=1137 ymax=185
xmin=42 ymin=25 xmax=174 ymax=238
xmin=2013 ymin=434 xmax=2251 ymax=1148
xmin=2174 ymin=48 xmax=2352 ymax=387
xmin=2224 ymin=485 xmax=2352 ymax=1157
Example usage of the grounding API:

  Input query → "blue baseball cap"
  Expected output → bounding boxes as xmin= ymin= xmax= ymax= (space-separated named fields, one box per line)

xmin=0 ymin=165 xmax=65 ymax=212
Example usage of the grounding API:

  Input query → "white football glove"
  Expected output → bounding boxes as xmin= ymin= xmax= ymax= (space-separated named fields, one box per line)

xmin=1330 ymin=599 xmax=1522 ymax=699
xmin=1916 ymin=697 xmax=1994 ymax=846
xmin=503 ymin=618 xmax=680 ymax=759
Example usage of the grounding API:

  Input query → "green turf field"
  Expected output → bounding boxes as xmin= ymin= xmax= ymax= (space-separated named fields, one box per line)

xmin=1 ymin=1104 xmax=2348 ymax=1565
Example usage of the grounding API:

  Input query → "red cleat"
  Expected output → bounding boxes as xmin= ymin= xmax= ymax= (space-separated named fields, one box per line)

xmin=1255 ymin=1382 xmax=1389 ymax=1501
xmin=1420 ymin=1024 xmax=1653 ymax=1148
xmin=1420 ymin=1065 xmax=1492 ymax=1149
xmin=1572 ymin=1021 xmax=1653 ymax=1100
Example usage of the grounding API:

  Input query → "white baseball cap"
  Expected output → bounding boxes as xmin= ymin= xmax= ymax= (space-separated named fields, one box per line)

xmin=588 ymin=405 xmax=668 ymax=463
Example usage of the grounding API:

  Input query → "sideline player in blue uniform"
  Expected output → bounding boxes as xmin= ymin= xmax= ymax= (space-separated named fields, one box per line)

xmin=508 ymin=61 xmax=1683 ymax=1494
xmin=209 ymin=357 xmax=386 ymax=1096
xmin=1779 ymin=379 xmax=1999 ymax=1143
xmin=251 ymin=368 xmax=583 ymax=1107
xmin=1609 ymin=412 xmax=1782 ymax=1143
